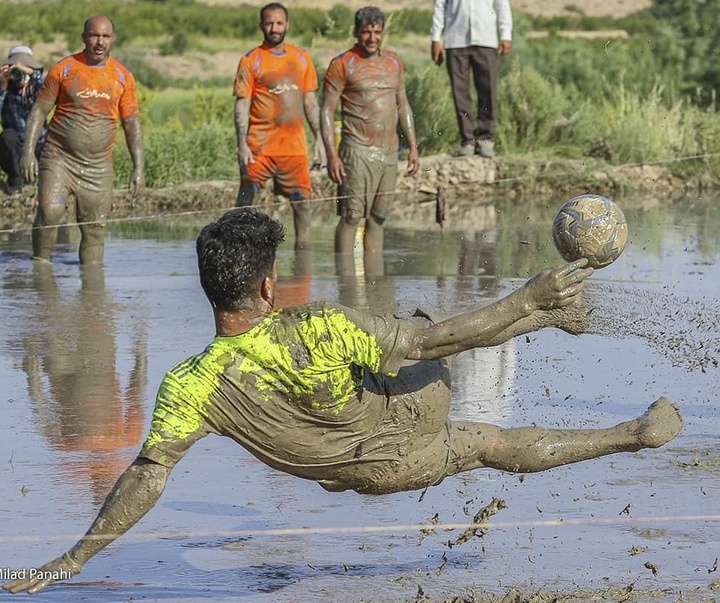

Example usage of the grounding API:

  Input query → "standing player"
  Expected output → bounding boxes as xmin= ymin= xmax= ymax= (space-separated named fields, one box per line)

xmin=233 ymin=2 xmax=325 ymax=249
xmin=320 ymin=7 xmax=419 ymax=258
xmin=20 ymin=15 xmax=145 ymax=265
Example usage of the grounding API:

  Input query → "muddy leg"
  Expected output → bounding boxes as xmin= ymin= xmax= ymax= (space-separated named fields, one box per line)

xmin=446 ymin=397 xmax=682 ymax=475
xmin=363 ymin=214 xmax=384 ymax=254
xmin=335 ymin=215 xmax=361 ymax=253
xmin=289 ymin=194 xmax=310 ymax=250
xmin=32 ymin=174 xmax=69 ymax=262
xmin=78 ymin=222 xmax=106 ymax=265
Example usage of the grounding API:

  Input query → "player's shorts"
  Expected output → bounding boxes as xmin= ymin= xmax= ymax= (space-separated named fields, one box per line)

xmin=38 ymin=143 xmax=114 ymax=225
xmin=337 ymin=141 xmax=398 ymax=222
xmin=315 ymin=357 xmax=456 ymax=495
xmin=242 ymin=154 xmax=312 ymax=200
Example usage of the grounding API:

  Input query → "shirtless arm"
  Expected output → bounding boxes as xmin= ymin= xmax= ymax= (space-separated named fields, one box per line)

xmin=406 ymin=259 xmax=594 ymax=360
xmin=20 ymin=96 xmax=54 ymax=183
xmin=303 ymin=91 xmax=326 ymax=169
xmin=319 ymin=84 xmax=344 ymax=185
xmin=122 ymin=115 xmax=146 ymax=197
xmin=2 ymin=458 xmax=169 ymax=595
xmin=234 ymin=97 xmax=253 ymax=173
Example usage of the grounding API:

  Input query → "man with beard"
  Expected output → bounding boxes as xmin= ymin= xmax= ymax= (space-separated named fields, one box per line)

xmin=20 ymin=15 xmax=145 ymax=265
xmin=0 ymin=45 xmax=47 ymax=195
xmin=233 ymin=2 xmax=325 ymax=250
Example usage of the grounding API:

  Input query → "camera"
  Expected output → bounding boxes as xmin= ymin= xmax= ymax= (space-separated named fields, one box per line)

xmin=8 ymin=68 xmax=26 ymax=86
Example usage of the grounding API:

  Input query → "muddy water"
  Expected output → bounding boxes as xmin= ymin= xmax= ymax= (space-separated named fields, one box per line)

xmin=1 ymin=195 xmax=719 ymax=602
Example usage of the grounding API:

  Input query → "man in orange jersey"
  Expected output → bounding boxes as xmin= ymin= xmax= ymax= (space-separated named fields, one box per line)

xmin=20 ymin=15 xmax=145 ymax=265
xmin=233 ymin=2 xmax=325 ymax=249
xmin=320 ymin=7 xmax=419 ymax=258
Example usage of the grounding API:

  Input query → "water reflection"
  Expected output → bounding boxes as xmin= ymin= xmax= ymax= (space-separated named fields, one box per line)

xmin=20 ymin=264 xmax=147 ymax=504
xmin=275 ymin=248 xmax=313 ymax=309
xmin=335 ymin=246 xmax=398 ymax=314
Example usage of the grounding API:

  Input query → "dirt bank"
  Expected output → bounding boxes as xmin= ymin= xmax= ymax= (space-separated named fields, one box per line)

xmin=1 ymin=154 xmax=715 ymax=234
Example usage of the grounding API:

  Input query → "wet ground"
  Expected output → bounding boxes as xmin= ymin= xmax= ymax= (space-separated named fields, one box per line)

xmin=1 ymin=194 xmax=719 ymax=602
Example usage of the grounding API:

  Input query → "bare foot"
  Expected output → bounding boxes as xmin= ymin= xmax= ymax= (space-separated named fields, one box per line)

xmin=633 ymin=397 xmax=683 ymax=448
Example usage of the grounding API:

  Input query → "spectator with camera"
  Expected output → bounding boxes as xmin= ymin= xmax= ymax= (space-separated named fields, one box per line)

xmin=0 ymin=45 xmax=46 ymax=195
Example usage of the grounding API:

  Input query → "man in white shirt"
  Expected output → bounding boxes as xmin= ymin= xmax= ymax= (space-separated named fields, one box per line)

xmin=431 ymin=0 xmax=512 ymax=158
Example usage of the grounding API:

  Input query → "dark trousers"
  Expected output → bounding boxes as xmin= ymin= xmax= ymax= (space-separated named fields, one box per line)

xmin=0 ymin=128 xmax=42 ymax=190
xmin=445 ymin=46 xmax=498 ymax=145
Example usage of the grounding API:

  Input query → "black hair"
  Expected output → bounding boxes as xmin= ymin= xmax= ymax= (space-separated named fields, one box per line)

xmin=260 ymin=2 xmax=288 ymax=21
xmin=354 ymin=6 xmax=385 ymax=35
xmin=196 ymin=208 xmax=286 ymax=311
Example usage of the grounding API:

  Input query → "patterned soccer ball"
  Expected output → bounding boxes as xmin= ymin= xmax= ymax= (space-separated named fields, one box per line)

xmin=552 ymin=194 xmax=628 ymax=268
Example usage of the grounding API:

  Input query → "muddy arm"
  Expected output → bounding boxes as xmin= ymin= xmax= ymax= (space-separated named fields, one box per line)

xmin=122 ymin=115 xmax=146 ymax=197
xmin=301 ymin=91 xmax=325 ymax=168
xmin=20 ymin=97 xmax=53 ymax=183
xmin=407 ymin=260 xmax=594 ymax=360
xmin=396 ymin=71 xmax=419 ymax=176
xmin=234 ymin=97 xmax=252 ymax=169
xmin=2 ymin=458 xmax=169 ymax=595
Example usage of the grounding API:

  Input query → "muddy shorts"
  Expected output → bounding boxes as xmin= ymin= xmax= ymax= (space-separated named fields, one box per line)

xmin=337 ymin=142 xmax=398 ymax=222
xmin=242 ymin=155 xmax=312 ymax=200
xmin=38 ymin=144 xmax=114 ymax=224
xmin=315 ymin=357 xmax=456 ymax=495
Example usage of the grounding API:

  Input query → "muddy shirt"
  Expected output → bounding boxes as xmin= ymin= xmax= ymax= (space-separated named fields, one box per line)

xmin=233 ymin=42 xmax=317 ymax=157
xmin=323 ymin=46 xmax=405 ymax=152
xmin=140 ymin=302 xmax=417 ymax=478
xmin=38 ymin=52 xmax=139 ymax=163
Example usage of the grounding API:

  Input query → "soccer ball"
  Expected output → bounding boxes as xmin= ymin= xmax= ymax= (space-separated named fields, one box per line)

xmin=552 ymin=194 xmax=628 ymax=268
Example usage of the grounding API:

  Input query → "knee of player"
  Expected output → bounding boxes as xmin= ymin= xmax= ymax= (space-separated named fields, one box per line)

xmin=288 ymin=190 xmax=309 ymax=203
xmin=340 ymin=215 xmax=363 ymax=228
xmin=236 ymin=183 xmax=260 ymax=206
xmin=367 ymin=212 xmax=387 ymax=227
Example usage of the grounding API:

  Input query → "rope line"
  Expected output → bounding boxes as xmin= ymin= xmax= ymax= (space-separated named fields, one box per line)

xmin=2 ymin=150 xmax=718 ymax=237
xmin=0 ymin=513 xmax=718 ymax=544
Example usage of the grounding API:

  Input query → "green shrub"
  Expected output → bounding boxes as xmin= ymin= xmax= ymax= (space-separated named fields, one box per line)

xmin=497 ymin=64 xmax=570 ymax=154
xmin=404 ymin=64 xmax=456 ymax=155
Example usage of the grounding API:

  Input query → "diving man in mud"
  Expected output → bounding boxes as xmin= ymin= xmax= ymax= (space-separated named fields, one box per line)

xmin=20 ymin=15 xmax=145 ymax=265
xmin=320 ymin=7 xmax=419 ymax=256
xmin=3 ymin=208 xmax=683 ymax=595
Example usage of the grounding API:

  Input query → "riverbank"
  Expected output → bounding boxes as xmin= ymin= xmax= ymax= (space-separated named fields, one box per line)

xmin=1 ymin=153 xmax=716 ymax=234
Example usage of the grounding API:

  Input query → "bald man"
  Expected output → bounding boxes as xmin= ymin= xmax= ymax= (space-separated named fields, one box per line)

xmin=21 ymin=15 xmax=145 ymax=265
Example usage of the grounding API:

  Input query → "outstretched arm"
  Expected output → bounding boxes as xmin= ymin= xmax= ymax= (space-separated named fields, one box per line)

xmin=2 ymin=458 xmax=169 ymax=595
xmin=407 ymin=259 xmax=594 ymax=360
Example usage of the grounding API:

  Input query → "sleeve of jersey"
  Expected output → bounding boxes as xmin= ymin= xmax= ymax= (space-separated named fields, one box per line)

xmin=233 ymin=56 xmax=255 ymax=98
xmin=118 ymin=68 xmax=140 ymax=119
xmin=321 ymin=303 xmax=416 ymax=377
xmin=36 ymin=63 xmax=62 ymax=106
xmin=301 ymin=49 xmax=319 ymax=93
xmin=322 ymin=57 xmax=345 ymax=96
xmin=139 ymin=368 xmax=215 ymax=468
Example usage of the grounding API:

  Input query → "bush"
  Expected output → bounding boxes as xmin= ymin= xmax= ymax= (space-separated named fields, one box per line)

xmin=497 ymin=64 xmax=570 ymax=154
xmin=404 ymin=63 xmax=456 ymax=155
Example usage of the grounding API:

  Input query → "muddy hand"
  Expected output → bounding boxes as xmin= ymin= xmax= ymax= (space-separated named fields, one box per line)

xmin=522 ymin=259 xmax=593 ymax=311
xmin=20 ymin=151 xmax=38 ymax=184
xmin=130 ymin=167 xmax=146 ymax=197
xmin=312 ymin=140 xmax=327 ymax=170
xmin=2 ymin=554 xmax=82 ymax=594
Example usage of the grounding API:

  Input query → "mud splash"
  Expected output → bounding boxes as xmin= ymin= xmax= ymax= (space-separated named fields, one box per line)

xmin=587 ymin=283 xmax=720 ymax=373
